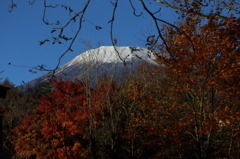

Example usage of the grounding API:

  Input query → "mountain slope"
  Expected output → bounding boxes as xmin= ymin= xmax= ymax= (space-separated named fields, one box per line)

xmin=18 ymin=46 xmax=157 ymax=90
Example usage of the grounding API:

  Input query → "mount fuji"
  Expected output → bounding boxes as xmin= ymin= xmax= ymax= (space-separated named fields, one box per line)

xmin=18 ymin=46 xmax=157 ymax=90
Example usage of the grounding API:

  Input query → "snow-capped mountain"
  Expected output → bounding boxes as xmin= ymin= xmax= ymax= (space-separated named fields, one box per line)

xmin=18 ymin=46 xmax=157 ymax=90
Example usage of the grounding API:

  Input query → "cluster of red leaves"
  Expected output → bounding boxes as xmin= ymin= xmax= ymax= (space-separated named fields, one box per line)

xmin=12 ymin=79 xmax=103 ymax=159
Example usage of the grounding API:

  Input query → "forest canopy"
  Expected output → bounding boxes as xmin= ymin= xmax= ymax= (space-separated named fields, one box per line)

xmin=1 ymin=0 xmax=240 ymax=158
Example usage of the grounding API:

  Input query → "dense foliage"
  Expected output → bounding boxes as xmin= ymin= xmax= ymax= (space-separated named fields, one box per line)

xmin=2 ymin=0 xmax=240 ymax=158
xmin=150 ymin=16 xmax=240 ymax=158
xmin=0 ymin=79 xmax=40 ymax=155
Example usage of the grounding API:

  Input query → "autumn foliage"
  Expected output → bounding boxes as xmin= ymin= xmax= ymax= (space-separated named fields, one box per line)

xmin=10 ymin=7 xmax=240 ymax=159
xmin=13 ymin=80 xmax=96 ymax=158
xmin=149 ymin=17 xmax=240 ymax=157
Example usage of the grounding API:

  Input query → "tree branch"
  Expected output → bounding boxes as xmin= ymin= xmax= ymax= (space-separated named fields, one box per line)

xmin=109 ymin=0 xmax=127 ymax=66
xmin=154 ymin=0 xmax=235 ymax=21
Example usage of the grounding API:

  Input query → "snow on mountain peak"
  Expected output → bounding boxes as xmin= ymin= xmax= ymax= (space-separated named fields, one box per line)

xmin=66 ymin=46 xmax=155 ymax=65
xmin=18 ymin=46 xmax=157 ymax=90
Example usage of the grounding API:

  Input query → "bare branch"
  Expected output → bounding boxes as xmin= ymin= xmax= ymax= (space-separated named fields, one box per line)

xmin=152 ymin=7 xmax=161 ymax=15
xmin=109 ymin=0 xmax=127 ymax=66
xmin=42 ymin=0 xmax=58 ymax=25
xmin=51 ymin=0 xmax=92 ymax=75
xmin=128 ymin=0 xmax=142 ymax=17
xmin=139 ymin=0 xmax=196 ymax=61
xmin=139 ymin=0 xmax=176 ymax=62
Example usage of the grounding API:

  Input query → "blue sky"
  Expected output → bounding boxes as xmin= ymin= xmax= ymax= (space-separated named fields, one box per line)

xmin=0 ymin=0 xmax=176 ymax=86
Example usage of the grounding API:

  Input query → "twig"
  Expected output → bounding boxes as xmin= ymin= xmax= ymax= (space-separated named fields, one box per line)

xmin=109 ymin=0 xmax=127 ymax=66
xmin=128 ymin=0 xmax=142 ymax=17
